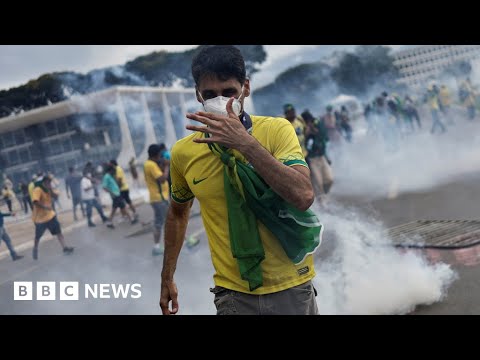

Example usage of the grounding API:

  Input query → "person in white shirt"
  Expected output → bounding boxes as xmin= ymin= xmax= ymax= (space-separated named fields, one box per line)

xmin=81 ymin=172 xmax=108 ymax=227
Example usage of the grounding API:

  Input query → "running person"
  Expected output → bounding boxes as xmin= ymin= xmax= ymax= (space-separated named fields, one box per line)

xmin=2 ymin=186 xmax=13 ymax=213
xmin=65 ymin=167 xmax=85 ymax=221
xmin=102 ymin=165 xmax=137 ymax=229
xmin=32 ymin=176 xmax=74 ymax=260
xmin=0 ymin=210 xmax=23 ymax=261
xmin=144 ymin=144 xmax=171 ymax=256
xmin=110 ymin=160 xmax=138 ymax=221
xmin=81 ymin=172 xmax=108 ymax=227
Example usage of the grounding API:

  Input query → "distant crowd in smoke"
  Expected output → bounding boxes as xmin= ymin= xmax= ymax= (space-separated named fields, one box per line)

xmin=282 ymin=76 xmax=480 ymax=202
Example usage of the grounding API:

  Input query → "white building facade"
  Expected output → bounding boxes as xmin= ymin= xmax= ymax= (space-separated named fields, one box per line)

xmin=393 ymin=45 xmax=480 ymax=88
xmin=0 ymin=86 xmax=198 ymax=183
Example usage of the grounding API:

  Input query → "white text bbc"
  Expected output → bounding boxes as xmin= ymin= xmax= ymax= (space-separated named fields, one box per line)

xmin=14 ymin=282 xmax=142 ymax=300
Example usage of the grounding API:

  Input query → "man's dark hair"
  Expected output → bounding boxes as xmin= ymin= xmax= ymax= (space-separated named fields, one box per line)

xmin=110 ymin=159 xmax=118 ymax=166
xmin=68 ymin=167 xmax=74 ymax=173
xmin=192 ymin=45 xmax=246 ymax=86
xmin=158 ymin=143 xmax=166 ymax=151
xmin=105 ymin=164 xmax=115 ymax=174
xmin=148 ymin=144 xmax=162 ymax=158
xmin=301 ymin=110 xmax=314 ymax=122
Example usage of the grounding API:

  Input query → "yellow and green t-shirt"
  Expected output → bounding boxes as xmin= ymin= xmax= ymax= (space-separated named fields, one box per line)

xmin=292 ymin=117 xmax=308 ymax=157
xmin=115 ymin=165 xmax=129 ymax=192
xmin=143 ymin=159 xmax=169 ymax=203
xmin=170 ymin=116 xmax=315 ymax=295
xmin=32 ymin=186 xmax=55 ymax=224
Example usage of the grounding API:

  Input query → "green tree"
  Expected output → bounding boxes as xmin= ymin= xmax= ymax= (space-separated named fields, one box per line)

xmin=332 ymin=45 xmax=400 ymax=96
xmin=0 ymin=46 xmax=268 ymax=117
xmin=253 ymin=62 xmax=334 ymax=115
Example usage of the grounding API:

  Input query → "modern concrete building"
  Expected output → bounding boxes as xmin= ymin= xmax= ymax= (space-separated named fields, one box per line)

xmin=0 ymin=86 xmax=199 ymax=183
xmin=393 ymin=45 xmax=480 ymax=88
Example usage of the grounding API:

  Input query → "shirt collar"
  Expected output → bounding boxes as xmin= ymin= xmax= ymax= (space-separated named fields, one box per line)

xmin=240 ymin=112 xmax=253 ymax=134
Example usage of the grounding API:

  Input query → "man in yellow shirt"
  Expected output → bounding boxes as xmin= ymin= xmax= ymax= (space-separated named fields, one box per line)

xmin=160 ymin=45 xmax=318 ymax=315
xmin=2 ymin=185 xmax=14 ymax=213
xmin=110 ymin=159 xmax=138 ymax=222
xmin=439 ymin=84 xmax=453 ymax=125
xmin=143 ymin=144 xmax=170 ymax=256
xmin=427 ymin=84 xmax=446 ymax=134
xmin=459 ymin=78 xmax=477 ymax=120
xmin=283 ymin=103 xmax=308 ymax=157
xmin=32 ymin=175 xmax=74 ymax=260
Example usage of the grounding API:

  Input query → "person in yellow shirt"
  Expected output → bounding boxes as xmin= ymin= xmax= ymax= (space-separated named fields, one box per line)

xmin=110 ymin=159 xmax=138 ymax=222
xmin=143 ymin=144 xmax=170 ymax=256
xmin=283 ymin=104 xmax=308 ymax=157
xmin=2 ymin=186 xmax=14 ymax=213
xmin=439 ymin=84 xmax=453 ymax=125
xmin=427 ymin=84 xmax=446 ymax=134
xmin=31 ymin=175 xmax=74 ymax=260
xmin=459 ymin=78 xmax=477 ymax=120
xmin=159 ymin=45 xmax=319 ymax=315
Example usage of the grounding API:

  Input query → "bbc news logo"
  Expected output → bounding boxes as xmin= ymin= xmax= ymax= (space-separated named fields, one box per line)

xmin=14 ymin=282 xmax=142 ymax=300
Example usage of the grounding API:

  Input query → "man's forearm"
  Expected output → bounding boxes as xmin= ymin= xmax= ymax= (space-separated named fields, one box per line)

xmin=238 ymin=137 xmax=314 ymax=211
xmin=161 ymin=203 xmax=191 ymax=281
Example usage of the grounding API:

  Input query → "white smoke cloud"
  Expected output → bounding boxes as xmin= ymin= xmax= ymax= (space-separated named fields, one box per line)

xmin=312 ymin=200 xmax=457 ymax=315
xmin=330 ymin=111 xmax=480 ymax=199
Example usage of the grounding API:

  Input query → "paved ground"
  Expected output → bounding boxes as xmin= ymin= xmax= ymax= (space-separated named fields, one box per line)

xmin=0 ymin=198 xmax=214 ymax=315
xmin=3 ymin=171 xmax=480 ymax=315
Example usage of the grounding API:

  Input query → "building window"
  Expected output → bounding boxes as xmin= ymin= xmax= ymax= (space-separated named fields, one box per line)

xmin=45 ymin=121 xmax=58 ymax=137
xmin=14 ymin=130 xmax=25 ymax=144
xmin=18 ymin=148 xmax=30 ymax=163
xmin=2 ymin=132 xmax=15 ymax=148
xmin=57 ymin=119 xmax=68 ymax=133
xmin=8 ymin=150 xmax=19 ymax=166
xmin=63 ymin=138 xmax=73 ymax=152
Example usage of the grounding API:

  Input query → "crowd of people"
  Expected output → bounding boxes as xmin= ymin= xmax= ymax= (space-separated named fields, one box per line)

xmin=0 ymin=142 xmax=182 ymax=261
xmin=282 ymin=77 xmax=479 ymax=204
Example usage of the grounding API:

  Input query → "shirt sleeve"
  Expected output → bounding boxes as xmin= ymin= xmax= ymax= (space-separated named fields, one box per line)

xmin=170 ymin=145 xmax=194 ymax=204
xmin=271 ymin=118 xmax=309 ymax=168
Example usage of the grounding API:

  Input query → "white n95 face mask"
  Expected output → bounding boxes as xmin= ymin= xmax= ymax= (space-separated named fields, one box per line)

xmin=198 ymin=87 xmax=244 ymax=117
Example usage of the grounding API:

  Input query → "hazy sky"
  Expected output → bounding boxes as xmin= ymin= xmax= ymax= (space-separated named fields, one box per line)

xmin=0 ymin=45 xmax=407 ymax=91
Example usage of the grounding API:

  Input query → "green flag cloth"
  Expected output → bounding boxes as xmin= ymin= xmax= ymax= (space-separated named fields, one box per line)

xmin=208 ymin=141 xmax=323 ymax=291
